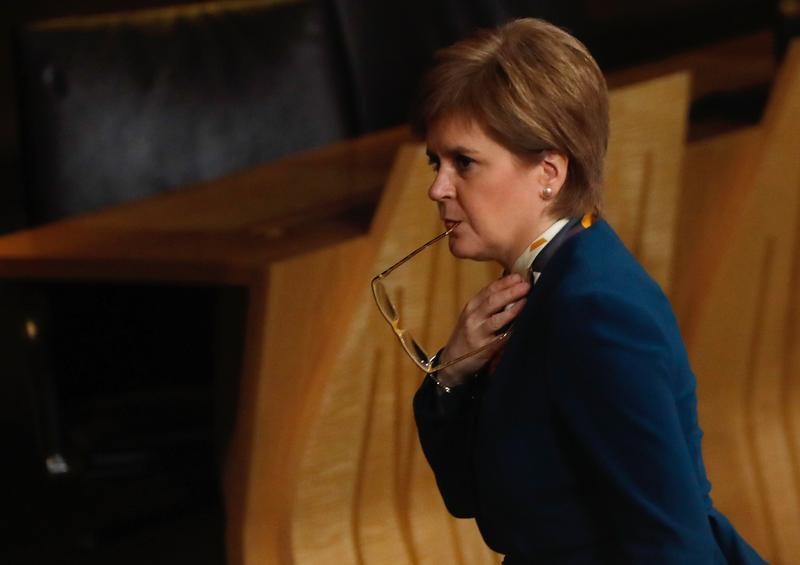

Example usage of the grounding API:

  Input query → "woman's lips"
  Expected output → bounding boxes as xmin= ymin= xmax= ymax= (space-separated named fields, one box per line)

xmin=444 ymin=220 xmax=460 ymax=231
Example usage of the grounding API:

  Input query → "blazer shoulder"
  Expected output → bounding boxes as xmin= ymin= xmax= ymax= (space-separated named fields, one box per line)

xmin=549 ymin=220 xmax=667 ymax=307
xmin=539 ymin=220 xmax=682 ymax=359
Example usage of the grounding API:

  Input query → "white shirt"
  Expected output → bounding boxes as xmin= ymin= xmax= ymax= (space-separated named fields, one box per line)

xmin=510 ymin=218 xmax=570 ymax=284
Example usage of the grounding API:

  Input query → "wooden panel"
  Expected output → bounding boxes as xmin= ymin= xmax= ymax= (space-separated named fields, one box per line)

xmin=225 ymin=236 xmax=373 ymax=564
xmin=291 ymin=145 xmax=497 ymax=565
xmin=604 ymin=72 xmax=690 ymax=292
xmin=607 ymin=31 xmax=775 ymax=105
xmin=672 ymin=125 xmax=761 ymax=330
xmin=678 ymin=41 xmax=800 ymax=564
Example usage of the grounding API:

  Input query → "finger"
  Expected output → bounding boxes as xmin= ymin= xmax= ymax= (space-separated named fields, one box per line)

xmin=485 ymin=297 xmax=527 ymax=332
xmin=466 ymin=274 xmax=525 ymax=313
xmin=481 ymin=280 xmax=530 ymax=316
xmin=490 ymin=273 xmax=525 ymax=292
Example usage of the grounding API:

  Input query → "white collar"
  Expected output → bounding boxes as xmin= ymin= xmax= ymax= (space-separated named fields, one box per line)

xmin=510 ymin=218 xmax=570 ymax=283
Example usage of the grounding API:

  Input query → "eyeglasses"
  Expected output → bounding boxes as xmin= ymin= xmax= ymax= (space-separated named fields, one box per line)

xmin=371 ymin=224 xmax=511 ymax=373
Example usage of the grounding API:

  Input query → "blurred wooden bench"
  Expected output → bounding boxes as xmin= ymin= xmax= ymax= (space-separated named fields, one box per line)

xmin=674 ymin=42 xmax=800 ymax=564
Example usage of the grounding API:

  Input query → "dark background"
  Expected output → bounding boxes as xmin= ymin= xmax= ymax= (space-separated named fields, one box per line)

xmin=1 ymin=0 xmax=210 ymax=233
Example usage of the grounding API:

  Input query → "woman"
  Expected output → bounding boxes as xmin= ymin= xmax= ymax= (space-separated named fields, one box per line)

xmin=412 ymin=18 xmax=765 ymax=564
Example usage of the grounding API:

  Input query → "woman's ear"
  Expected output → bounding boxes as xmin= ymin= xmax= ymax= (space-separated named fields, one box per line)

xmin=537 ymin=151 xmax=569 ymax=199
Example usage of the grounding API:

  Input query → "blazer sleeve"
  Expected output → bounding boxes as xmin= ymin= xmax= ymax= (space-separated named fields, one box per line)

xmin=413 ymin=374 xmax=478 ymax=518
xmin=549 ymin=290 xmax=718 ymax=564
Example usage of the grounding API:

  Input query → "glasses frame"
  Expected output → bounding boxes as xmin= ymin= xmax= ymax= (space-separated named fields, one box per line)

xmin=371 ymin=223 xmax=511 ymax=373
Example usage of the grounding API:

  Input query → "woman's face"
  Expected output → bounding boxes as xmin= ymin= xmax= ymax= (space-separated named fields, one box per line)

xmin=426 ymin=115 xmax=555 ymax=269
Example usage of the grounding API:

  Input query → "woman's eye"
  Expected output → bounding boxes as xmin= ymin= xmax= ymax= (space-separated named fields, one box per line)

xmin=455 ymin=154 xmax=473 ymax=171
xmin=427 ymin=156 xmax=440 ymax=172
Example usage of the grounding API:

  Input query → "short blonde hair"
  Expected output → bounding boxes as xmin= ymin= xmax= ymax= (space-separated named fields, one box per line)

xmin=413 ymin=18 xmax=609 ymax=217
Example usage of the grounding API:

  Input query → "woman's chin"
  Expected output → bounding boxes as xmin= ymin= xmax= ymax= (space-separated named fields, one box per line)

xmin=448 ymin=238 xmax=489 ymax=262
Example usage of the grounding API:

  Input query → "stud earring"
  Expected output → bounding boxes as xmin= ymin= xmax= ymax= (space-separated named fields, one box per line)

xmin=541 ymin=186 xmax=553 ymax=200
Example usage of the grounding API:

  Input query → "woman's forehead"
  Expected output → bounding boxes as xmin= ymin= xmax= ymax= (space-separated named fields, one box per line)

xmin=426 ymin=122 xmax=493 ymax=158
xmin=426 ymin=114 xmax=488 ymax=144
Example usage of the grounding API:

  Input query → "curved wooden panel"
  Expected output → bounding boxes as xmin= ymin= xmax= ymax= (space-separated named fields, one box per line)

xmin=604 ymin=72 xmax=690 ymax=293
xmin=680 ymin=41 xmax=800 ymax=564
xmin=291 ymin=146 xmax=495 ymax=565
xmin=225 ymin=236 xmax=373 ymax=565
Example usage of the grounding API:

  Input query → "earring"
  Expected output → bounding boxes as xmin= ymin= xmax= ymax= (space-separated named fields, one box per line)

xmin=541 ymin=186 xmax=553 ymax=200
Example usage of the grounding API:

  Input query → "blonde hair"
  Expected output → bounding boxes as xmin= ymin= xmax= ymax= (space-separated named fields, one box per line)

xmin=413 ymin=18 xmax=609 ymax=217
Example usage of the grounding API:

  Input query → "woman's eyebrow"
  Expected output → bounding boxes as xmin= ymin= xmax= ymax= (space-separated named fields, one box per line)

xmin=449 ymin=145 xmax=479 ymax=156
xmin=427 ymin=145 xmax=480 ymax=158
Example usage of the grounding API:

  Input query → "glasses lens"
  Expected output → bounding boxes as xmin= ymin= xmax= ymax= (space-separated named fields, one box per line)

xmin=371 ymin=225 xmax=504 ymax=372
xmin=373 ymin=280 xmax=399 ymax=323
xmin=398 ymin=331 xmax=430 ymax=367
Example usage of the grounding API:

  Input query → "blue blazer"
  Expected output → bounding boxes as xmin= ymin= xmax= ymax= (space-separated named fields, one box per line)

xmin=414 ymin=219 xmax=765 ymax=564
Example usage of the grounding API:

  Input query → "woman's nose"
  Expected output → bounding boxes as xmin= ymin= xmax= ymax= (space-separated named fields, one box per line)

xmin=428 ymin=171 xmax=454 ymax=202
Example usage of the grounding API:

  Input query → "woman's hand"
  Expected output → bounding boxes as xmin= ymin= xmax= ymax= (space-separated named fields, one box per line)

xmin=436 ymin=273 xmax=530 ymax=387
